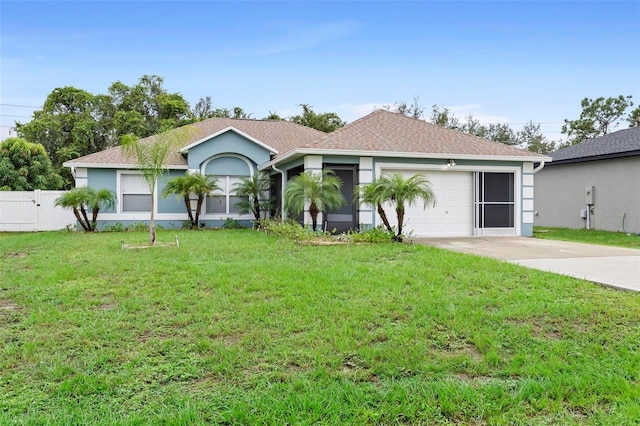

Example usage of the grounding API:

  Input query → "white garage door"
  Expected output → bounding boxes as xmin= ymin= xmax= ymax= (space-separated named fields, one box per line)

xmin=380 ymin=170 xmax=473 ymax=237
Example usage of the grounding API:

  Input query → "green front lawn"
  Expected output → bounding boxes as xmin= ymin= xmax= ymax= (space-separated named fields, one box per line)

xmin=535 ymin=226 xmax=640 ymax=249
xmin=1 ymin=230 xmax=639 ymax=424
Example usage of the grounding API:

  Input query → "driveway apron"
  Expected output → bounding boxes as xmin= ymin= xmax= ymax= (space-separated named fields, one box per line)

xmin=416 ymin=237 xmax=640 ymax=292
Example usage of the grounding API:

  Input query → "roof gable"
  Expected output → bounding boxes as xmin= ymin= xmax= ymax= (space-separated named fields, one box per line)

xmin=180 ymin=126 xmax=279 ymax=154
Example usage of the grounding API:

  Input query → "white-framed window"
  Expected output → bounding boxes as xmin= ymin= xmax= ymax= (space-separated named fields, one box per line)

xmin=205 ymin=176 xmax=245 ymax=215
xmin=120 ymin=173 xmax=151 ymax=212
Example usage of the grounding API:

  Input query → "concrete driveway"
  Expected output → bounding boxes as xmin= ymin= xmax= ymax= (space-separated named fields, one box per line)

xmin=416 ymin=237 xmax=640 ymax=292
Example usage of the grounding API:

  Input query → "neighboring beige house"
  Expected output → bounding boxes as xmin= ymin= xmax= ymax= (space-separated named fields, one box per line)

xmin=534 ymin=127 xmax=640 ymax=234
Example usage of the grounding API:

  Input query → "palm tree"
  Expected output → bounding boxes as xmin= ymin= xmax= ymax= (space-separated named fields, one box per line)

xmin=55 ymin=187 xmax=116 ymax=232
xmin=285 ymin=170 xmax=345 ymax=232
xmin=121 ymin=126 xmax=197 ymax=244
xmin=55 ymin=188 xmax=91 ymax=232
xmin=354 ymin=178 xmax=393 ymax=233
xmin=233 ymin=173 xmax=271 ymax=222
xmin=87 ymin=188 xmax=116 ymax=231
xmin=379 ymin=173 xmax=436 ymax=241
xmin=162 ymin=172 xmax=220 ymax=229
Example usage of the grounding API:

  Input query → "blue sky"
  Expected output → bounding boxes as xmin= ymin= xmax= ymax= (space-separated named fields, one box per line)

xmin=1 ymin=1 xmax=639 ymax=142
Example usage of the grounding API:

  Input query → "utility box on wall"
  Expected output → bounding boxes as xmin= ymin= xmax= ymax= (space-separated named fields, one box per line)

xmin=584 ymin=186 xmax=595 ymax=205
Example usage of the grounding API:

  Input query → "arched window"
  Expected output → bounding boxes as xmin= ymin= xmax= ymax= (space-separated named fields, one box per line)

xmin=201 ymin=154 xmax=253 ymax=217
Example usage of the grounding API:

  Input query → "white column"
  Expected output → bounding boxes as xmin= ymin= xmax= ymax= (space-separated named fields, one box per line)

xmin=358 ymin=157 xmax=374 ymax=229
xmin=303 ymin=155 xmax=323 ymax=229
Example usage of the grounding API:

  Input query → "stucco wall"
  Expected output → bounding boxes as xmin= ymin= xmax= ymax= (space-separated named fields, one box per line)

xmin=534 ymin=156 xmax=640 ymax=234
xmin=187 ymin=131 xmax=271 ymax=170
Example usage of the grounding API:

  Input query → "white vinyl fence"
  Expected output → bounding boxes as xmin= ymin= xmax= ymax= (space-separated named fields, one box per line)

xmin=0 ymin=190 xmax=75 ymax=232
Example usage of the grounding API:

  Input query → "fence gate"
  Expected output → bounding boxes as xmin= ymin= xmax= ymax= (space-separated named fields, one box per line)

xmin=0 ymin=190 xmax=74 ymax=232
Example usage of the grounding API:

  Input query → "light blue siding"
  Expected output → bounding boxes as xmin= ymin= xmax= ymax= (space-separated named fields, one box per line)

xmin=205 ymin=156 xmax=253 ymax=176
xmin=187 ymin=131 xmax=272 ymax=170
xmin=87 ymin=169 xmax=117 ymax=213
xmin=158 ymin=171 xmax=187 ymax=214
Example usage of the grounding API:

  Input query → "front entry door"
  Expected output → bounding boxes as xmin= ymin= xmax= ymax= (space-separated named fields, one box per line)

xmin=324 ymin=165 xmax=357 ymax=233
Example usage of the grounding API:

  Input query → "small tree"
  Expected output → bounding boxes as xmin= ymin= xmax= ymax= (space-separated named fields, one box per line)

xmin=0 ymin=137 xmax=64 ymax=191
xmin=55 ymin=187 xmax=116 ymax=232
xmin=233 ymin=173 xmax=271 ymax=222
xmin=378 ymin=173 xmax=436 ymax=241
xmin=122 ymin=126 xmax=197 ymax=244
xmin=162 ymin=172 xmax=220 ymax=229
xmin=354 ymin=178 xmax=393 ymax=233
xmin=285 ymin=170 xmax=345 ymax=232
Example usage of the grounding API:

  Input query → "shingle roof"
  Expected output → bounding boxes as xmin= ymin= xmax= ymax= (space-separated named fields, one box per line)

xmin=65 ymin=110 xmax=546 ymax=168
xmin=65 ymin=118 xmax=325 ymax=167
xmin=298 ymin=109 xmax=543 ymax=158
xmin=549 ymin=127 xmax=640 ymax=164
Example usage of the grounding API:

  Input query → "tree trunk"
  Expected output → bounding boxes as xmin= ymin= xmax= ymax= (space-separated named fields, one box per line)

xmin=149 ymin=193 xmax=156 ymax=245
xmin=73 ymin=208 xmax=90 ymax=232
xmin=183 ymin=196 xmax=195 ymax=228
xmin=377 ymin=203 xmax=393 ymax=233
xmin=253 ymin=197 xmax=261 ymax=221
xmin=79 ymin=205 xmax=92 ymax=232
xmin=309 ymin=202 xmax=319 ymax=232
xmin=91 ymin=206 xmax=100 ymax=231
xmin=395 ymin=206 xmax=405 ymax=242
xmin=195 ymin=196 xmax=204 ymax=229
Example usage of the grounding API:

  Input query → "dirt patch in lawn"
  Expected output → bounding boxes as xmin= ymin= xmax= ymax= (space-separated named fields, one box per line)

xmin=4 ymin=252 xmax=28 ymax=258
xmin=0 ymin=298 xmax=20 ymax=311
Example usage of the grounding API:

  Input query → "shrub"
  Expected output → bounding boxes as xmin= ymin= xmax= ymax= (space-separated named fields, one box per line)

xmin=257 ymin=218 xmax=311 ymax=240
xmin=223 ymin=218 xmax=244 ymax=229
xmin=348 ymin=226 xmax=395 ymax=243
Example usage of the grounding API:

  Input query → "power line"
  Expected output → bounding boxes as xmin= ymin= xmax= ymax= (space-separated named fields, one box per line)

xmin=0 ymin=114 xmax=31 ymax=118
xmin=0 ymin=103 xmax=40 ymax=108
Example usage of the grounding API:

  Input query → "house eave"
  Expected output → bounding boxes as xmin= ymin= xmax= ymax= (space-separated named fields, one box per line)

xmin=179 ymin=126 xmax=279 ymax=155
xmin=258 ymin=148 xmax=551 ymax=170
xmin=62 ymin=162 xmax=189 ymax=170
xmin=547 ymin=150 xmax=640 ymax=166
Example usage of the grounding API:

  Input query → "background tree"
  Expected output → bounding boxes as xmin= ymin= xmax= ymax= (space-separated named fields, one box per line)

xmin=0 ymin=137 xmax=64 ymax=190
xmin=162 ymin=172 xmax=220 ymax=229
xmin=15 ymin=87 xmax=114 ymax=186
xmin=285 ymin=170 xmax=345 ymax=232
xmin=233 ymin=173 xmax=271 ymax=222
xmin=430 ymin=105 xmax=461 ymax=129
xmin=562 ymin=95 xmax=634 ymax=143
xmin=264 ymin=111 xmax=283 ymax=121
xmin=627 ymin=105 xmax=640 ymax=127
xmin=108 ymin=75 xmax=191 ymax=137
xmin=289 ymin=104 xmax=346 ymax=133
xmin=54 ymin=187 xmax=116 ymax=232
xmin=122 ymin=126 xmax=197 ymax=244
xmin=14 ymin=76 xmax=195 ymax=187
xmin=378 ymin=173 xmax=436 ymax=241
xmin=383 ymin=96 xmax=425 ymax=119
xmin=517 ymin=122 xmax=556 ymax=154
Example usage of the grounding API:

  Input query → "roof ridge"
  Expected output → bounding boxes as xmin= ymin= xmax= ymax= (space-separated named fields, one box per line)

xmin=374 ymin=109 xmax=535 ymax=155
